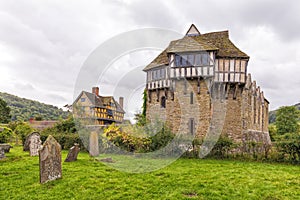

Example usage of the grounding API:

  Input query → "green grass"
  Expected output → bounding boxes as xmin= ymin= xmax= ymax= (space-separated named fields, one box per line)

xmin=1 ymin=146 xmax=300 ymax=200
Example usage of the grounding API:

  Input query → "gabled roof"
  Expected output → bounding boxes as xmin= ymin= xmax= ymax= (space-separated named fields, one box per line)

xmin=73 ymin=91 xmax=125 ymax=113
xmin=185 ymin=24 xmax=201 ymax=36
xmin=143 ymin=24 xmax=249 ymax=71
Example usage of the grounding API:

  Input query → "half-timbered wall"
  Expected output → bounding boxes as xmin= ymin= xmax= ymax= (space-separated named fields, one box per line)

xmin=214 ymin=59 xmax=247 ymax=83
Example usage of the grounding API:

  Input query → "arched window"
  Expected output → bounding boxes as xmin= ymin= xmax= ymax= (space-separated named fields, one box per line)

xmin=161 ymin=96 xmax=166 ymax=108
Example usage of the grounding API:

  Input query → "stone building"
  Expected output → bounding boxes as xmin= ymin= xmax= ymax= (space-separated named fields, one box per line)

xmin=143 ymin=24 xmax=271 ymax=148
xmin=73 ymin=87 xmax=125 ymax=125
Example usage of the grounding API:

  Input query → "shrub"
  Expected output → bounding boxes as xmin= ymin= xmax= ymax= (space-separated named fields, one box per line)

xmin=14 ymin=122 xmax=34 ymax=145
xmin=208 ymin=136 xmax=234 ymax=159
xmin=268 ymin=124 xmax=277 ymax=142
xmin=40 ymin=117 xmax=85 ymax=151
xmin=0 ymin=126 xmax=13 ymax=143
xmin=148 ymin=124 xmax=175 ymax=152
xmin=103 ymin=123 xmax=151 ymax=153
xmin=102 ymin=122 xmax=175 ymax=154
xmin=275 ymin=133 xmax=300 ymax=163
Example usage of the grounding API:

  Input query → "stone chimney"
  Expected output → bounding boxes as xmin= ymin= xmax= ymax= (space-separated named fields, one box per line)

xmin=119 ymin=97 xmax=124 ymax=109
xmin=92 ymin=87 xmax=99 ymax=96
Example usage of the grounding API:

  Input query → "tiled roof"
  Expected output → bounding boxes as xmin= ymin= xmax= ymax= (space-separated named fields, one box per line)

xmin=143 ymin=26 xmax=249 ymax=71
xmin=78 ymin=91 xmax=125 ymax=113
xmin=167 ymin=36 xmax=218 ymax=53
xmin=200 ymin=31 xmax=249 ymax=59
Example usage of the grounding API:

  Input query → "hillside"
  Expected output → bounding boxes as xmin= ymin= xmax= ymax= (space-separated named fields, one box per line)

xmin=269 ymin=103 xmax=300 ymax=124
xmin=0 ymin=92 xmax=69 ymax=121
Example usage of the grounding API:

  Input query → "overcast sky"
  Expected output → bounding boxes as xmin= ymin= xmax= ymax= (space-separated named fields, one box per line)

xmin=0 ymin=0 xmax=299 ymax=120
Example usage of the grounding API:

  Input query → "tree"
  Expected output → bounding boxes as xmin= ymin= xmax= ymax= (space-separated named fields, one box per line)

xmin=0 ymin=98 xmax=11 ymax=123
xmin=275 ymin=106 xmax=300 ymax=135
xmin=134 ymin=89 xmax=147 ymax=126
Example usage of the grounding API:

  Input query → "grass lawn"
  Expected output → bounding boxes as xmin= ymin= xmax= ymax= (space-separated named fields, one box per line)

xmin=0 ymin=146 xmax=299 ymax=200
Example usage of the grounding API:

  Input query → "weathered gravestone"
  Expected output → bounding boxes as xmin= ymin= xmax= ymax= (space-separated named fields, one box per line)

xmin=39 ymin=135 xmax=62 ymax=184
xmin=89 ymin=131 xmax=99 ymax=157
xmin=0 ymin=144 xmax=12 ymax=153
xmin=24 ymin=132 xmax=42 ymax=156
xmin=65 ymin=143 xmax=80 ymax=162
xmin=0 ymin=148 xmax=5 ymax=160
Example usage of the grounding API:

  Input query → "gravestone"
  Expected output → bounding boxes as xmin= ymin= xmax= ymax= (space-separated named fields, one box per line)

xmin=0 ymin=144 xmax=12 ymax=153
xmin=89 ymin=131 xmax=99 ymax=156
xmin=0 ymin=148 xmax=5 ymax=160
xmin=39 ymin=135 xmax=62 ymax=184
xmin=65 ymin=143 xmax=80 ymax=162
xmin=29 ymin=134 xmax=42 ymax=156
xmin=99 ymin=157 xmax=115 ymax=163
xmin=24 ymin=132 xmax=42 ymax=156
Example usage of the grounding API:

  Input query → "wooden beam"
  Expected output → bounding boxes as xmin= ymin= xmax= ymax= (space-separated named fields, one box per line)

xmin=233 ymin=84 xmax=238 ymax=99
xmin=225 ymin=83 xmax=230 ymax=99
xmin=197 ymin=77 xmax=200 ymax=94
xmin=164 ymin=88 xmax=168 ymax=99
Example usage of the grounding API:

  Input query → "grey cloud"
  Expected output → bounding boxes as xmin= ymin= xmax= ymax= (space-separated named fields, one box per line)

xmin=0 ymin=0 xmax=299 ymax=112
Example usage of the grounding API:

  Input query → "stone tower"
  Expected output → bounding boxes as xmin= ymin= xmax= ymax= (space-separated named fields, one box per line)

xmin=143 ymin=24 xmax=271 ymax=150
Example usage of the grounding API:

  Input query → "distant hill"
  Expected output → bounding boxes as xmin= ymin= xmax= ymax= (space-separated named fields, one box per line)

xmin=269 ymin=103 xmax=300 ymax=124
xmin=0 ymin=92 xmax=69 ymax=121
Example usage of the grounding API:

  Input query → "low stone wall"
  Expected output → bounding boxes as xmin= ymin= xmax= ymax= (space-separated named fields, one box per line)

xmin=238 ymin=130 xmax=271 ymax=154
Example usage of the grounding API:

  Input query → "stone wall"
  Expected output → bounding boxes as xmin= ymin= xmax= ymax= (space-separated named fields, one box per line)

xmin=146 ymin=79 xmax=211 ymax=137
xmin=146 ymin=73 xmax=271 ymax=152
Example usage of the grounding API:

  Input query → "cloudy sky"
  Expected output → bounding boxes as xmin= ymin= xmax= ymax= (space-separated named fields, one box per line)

xmin=0 ymin=0 xmax=299 ymax=120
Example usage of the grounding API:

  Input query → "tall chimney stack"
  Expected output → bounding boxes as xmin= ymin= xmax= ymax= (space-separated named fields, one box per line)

xmin=92 ymin=87 xmax=99 ymax=96
xmin=119 ymin=97 xmax=124 ymax=109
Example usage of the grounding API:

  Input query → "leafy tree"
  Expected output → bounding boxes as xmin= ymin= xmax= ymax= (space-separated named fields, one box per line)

xmin=268 ymin=124 xmax=277 ymax=141
xmin=275 ymin=106 xmax=300 ymax=135
xmin=0 ymin=98 xmax=11 ymax=123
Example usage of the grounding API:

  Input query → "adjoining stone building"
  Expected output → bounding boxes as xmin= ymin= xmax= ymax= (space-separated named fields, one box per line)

xmin=143 ymin=24 xmax=271 ymax=149
xmin=73 ymin=87 xmax=125 ymax=125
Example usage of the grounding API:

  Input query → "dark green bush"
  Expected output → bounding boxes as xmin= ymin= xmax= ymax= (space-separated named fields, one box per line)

xmin=207 ymin=136 xmax=234 ymax=159
xmin=274 ymin=133 xmax=300 ymax=163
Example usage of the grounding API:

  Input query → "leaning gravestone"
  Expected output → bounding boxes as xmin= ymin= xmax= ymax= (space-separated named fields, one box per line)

xmin=29 ymin=134 xmax=42 ymax=156
xmin=65 ymin=143 xmax=80 ymax=162
xmin=39 ymin=135 xmax=62 ymax=184
xmin=24 ymin=132 xmax=42 ymax=156
xmin=89 ymin=131 xmax=99 ymax=157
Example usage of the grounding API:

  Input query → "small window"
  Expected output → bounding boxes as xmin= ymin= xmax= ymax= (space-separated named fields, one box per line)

xmin=80 ymin=98 xmax=85 ymax=102
xmin=202 ymin=53 xmax=209 ymax=65
xmin=182 ymin=55 xmax=188 ymax=66
xmin=175 ymin=54 xmax=181 ymax=66
xmin=184 ymin=80 xmax=187 ymax=95
xmin=189 ymin=118 xmax=194 ymax=135
xmin=187 ymin=54 xmax=194 ymax=66
xmin=195 ymin=54 xmax=201 ymax=66
xmin=190 ymin=92 xmax=194 ymax=104
xmin=161 ymin=69 xmax=165 ymax=78
xmin=161 ymin=96 xmax=166 ymax=108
